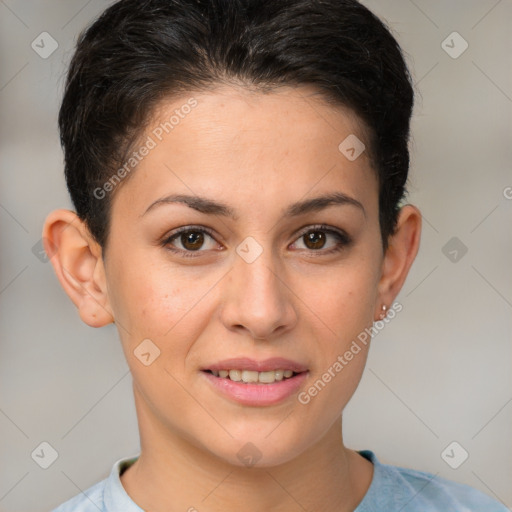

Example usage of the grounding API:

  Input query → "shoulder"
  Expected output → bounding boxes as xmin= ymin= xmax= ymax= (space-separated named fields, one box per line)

xmin=50 ymin=455 xmax=141 ymax=512
xmin=356 ymin=450 xmax=508 ymax=512
xmin=396 ymin=466 xmax=507 ymax=511
xmin=50 ymin=478 xmax=107 ymax=512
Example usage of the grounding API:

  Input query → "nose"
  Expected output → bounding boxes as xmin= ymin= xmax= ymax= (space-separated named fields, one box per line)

xmin=219 ymin=245 xmax=298 ymax=341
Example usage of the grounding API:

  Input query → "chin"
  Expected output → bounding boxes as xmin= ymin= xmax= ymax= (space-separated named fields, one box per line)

xmin=204 ymin=431 xmax=309 ymax=469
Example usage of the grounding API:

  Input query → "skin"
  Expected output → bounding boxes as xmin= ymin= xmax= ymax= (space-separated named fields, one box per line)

xmin=43 ymin=84 xmax=421 ymax=512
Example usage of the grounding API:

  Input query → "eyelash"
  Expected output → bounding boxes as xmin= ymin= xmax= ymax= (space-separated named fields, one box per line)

xmin=161 ymin=224 xmax=352 ymax=259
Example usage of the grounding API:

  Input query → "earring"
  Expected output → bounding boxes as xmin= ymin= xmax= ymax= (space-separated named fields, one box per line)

xmin=379 ymin=304 xmax=387 ymax=320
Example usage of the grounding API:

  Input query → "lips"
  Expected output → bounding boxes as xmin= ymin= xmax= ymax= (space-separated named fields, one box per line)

xmin=201 ymin=357 xmax=309 ymax=406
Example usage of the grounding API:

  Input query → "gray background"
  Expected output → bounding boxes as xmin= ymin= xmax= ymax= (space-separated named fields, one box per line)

xmin=1 ymin=1 xmax=511 ymax=511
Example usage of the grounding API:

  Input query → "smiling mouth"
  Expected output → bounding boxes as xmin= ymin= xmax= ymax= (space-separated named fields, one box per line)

xmin=203 ymin=369 xmax=303 ymax=384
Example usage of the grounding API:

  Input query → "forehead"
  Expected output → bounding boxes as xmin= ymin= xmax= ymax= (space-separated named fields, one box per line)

xmin=112 ymin=84 xmax=378 ymax=220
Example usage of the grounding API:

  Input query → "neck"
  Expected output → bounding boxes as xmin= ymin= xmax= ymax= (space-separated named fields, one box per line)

xmin=121 ymin=384 xmax=373 ymax=512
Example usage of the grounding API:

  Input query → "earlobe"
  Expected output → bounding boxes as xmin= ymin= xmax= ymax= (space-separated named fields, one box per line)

xmin=42 ymin=209 xmax=114 ymax=328
xmin=375 ymin=204 xmax=422 ymax=317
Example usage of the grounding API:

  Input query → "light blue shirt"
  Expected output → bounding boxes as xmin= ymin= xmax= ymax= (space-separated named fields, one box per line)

xmin=51 ymin=450 xmax=509 ymax=511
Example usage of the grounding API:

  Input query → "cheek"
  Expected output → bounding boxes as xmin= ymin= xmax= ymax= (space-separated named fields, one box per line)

xmin=297 ymin=260 xmax=378 ymax=341
xmin=293 ymin=260 xmax=377 ymax=404
xmin=109 ymin=258 xmax=225 ymax=376
xmin=110 ymin=257 xmax=196 ymax=335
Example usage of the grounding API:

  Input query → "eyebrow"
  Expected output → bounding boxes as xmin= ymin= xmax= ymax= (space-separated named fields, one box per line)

xmin=142 ymin=191 xmax=366 ymax=219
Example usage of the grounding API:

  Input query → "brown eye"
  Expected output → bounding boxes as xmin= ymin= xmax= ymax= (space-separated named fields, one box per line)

xmin=303 ymin=231 xmax=327 ymax=250
xmin=180 ymin=231 xmax=205 ymax=251
xmin=163 ymin=226 xmax=219 ymax=257
xmin=291 ymin=225 xmax=351 ymax=254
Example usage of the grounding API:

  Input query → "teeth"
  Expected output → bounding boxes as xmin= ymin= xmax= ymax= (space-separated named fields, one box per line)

xmin=241 ymin=370 xmax=258 ymax=383
xmin=229 ymin=370 xmax=242 ymax=382
xmin=211 ymin=369 xmax=298 ymax=383
xmin=258 ymin=371 xmax=276 ymax=383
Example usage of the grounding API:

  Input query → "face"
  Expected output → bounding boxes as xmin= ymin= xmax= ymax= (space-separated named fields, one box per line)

xmin=103 ymin=85 xmax=384 ymax=467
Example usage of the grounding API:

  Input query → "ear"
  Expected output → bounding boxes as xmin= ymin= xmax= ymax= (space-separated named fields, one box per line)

xmin=374 ymin=204 xmax=422 ymax=319
xmin=42 ymin=209 xmax=114 ymax=327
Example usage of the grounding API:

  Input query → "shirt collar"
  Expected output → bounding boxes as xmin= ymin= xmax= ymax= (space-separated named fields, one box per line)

xmin=104 ymin=454 xmax=143 ymax=512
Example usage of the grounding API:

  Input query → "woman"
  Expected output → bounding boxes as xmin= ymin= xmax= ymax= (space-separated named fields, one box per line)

xmin=44 ymin=0 xmax=507 ymax=510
